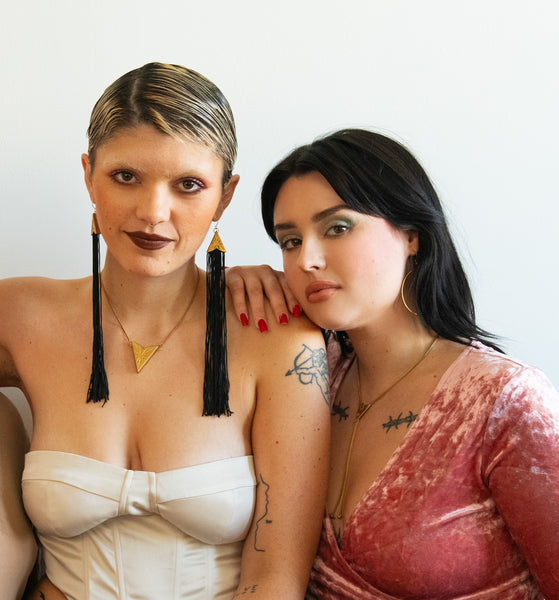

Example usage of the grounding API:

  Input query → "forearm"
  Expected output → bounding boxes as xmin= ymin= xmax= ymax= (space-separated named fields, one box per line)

xmin=0 ymin=393 xmax=37 ymax=599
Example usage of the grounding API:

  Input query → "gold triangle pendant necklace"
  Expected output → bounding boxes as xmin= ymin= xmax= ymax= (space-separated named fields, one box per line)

xmin=101 ymin=269 xmax=200 ymax=373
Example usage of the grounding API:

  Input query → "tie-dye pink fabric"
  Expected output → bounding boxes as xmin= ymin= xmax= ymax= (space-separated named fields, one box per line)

xmin=307 ymin=342 xmax=559 ymax=599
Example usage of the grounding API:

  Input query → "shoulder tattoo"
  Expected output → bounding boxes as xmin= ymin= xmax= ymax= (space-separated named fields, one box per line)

xmin=285 ymin=344 xmax=330 ymax=406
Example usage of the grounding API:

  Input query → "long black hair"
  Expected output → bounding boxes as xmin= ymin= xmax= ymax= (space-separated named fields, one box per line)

xmin=261 ymin=128 xmax=500 ymax=352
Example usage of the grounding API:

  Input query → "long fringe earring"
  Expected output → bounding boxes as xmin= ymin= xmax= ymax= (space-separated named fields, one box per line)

xmin=203 ymin=225 xmax=231 ymax=416
xmin=87 ymin=212 xmax=109 ymax=405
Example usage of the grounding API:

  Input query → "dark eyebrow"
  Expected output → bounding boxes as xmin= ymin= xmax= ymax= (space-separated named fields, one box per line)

xmin=274 ymin=204 xmax=349 ymax=234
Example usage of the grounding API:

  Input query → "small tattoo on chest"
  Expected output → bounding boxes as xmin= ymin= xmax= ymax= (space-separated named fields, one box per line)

xmin=334 ymin=525 xmax=342 ymax=548
xmin=382 ymin=410 xmax=418 ymax=432
xmin=331 ymin=402 xmax=349 ymax=421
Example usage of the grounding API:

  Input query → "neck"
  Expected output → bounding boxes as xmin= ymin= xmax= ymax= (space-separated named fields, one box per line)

xmin=100 ymin=254 xmax=201 ymax=336
xmin=345 ymin=313 xmax=435 ymax=385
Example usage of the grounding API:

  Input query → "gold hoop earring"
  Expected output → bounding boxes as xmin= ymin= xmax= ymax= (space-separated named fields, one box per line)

xmin=400 ymin=270 xmax=418 ymax=316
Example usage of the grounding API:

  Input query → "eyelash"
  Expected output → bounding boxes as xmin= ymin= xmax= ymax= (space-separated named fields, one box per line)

xmin=279 ymin=221 xmax=353 ymax=250
xmin=110 ymin=171 xmax=205 ymax=193
xmin=178 ymin=178 xmax=204 ymax=193
xmin=112 ymin=170 xmax=136 ymax=184
xmin=279 ymin=237 xmax=301 ymax=251
xmin=326 ymin=222 xmax=351 ymax=236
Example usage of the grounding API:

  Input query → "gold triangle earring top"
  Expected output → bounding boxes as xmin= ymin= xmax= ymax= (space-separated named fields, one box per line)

xmin=131 ymin=342 xmax=160 ymax=373
xmin=207 ymin=229 xmax=226 ymax=253
xmin=91 ymin=212 xmax=101 ymax=234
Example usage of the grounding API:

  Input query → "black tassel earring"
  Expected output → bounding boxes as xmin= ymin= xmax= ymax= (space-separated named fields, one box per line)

xmin=203 ymin=225 xmax=231 ymax=416
xmin=87 ymin=212 xmax=109 ymax=405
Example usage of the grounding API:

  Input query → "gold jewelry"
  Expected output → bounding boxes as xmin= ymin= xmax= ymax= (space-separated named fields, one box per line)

xmin=329 ymin=335 xmax=439 ymax=520
xmin=101 ymin=270 xmax=200 ymax=373
xmin=400 ymin=269 xmax=418 ymax=315
xmin=91 ymin=213 xmax=101 ymax=235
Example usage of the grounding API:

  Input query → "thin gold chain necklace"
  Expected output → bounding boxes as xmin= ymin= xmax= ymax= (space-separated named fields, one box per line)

xmin=101 ymin=269 xmax=200 ymax=373
xmin=329 ymin=335 xmax=439 ymax=520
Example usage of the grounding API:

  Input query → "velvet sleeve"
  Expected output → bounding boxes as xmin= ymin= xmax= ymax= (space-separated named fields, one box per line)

xmin=482 ymin=366 xmax=559 ymax=599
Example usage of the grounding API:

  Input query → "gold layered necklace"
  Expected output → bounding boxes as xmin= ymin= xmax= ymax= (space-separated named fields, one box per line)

xmin=329 ymin=335 xmax=439 ymax=520
xmin=101 ymin=269 xmax=200 ymax=373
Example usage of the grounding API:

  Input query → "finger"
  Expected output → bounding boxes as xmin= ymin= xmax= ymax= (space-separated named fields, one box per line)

xmin=225 ymin=267 xmax=250 ymax=326
xmin=278 ymin=275 xmax=303 ymax=317
xmin=260 ymin=271 xmax=291 ymax=325
xmin=244 ymin=277 xmax=269 ymax=332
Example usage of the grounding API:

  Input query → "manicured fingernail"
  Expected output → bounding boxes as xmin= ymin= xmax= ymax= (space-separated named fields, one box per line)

xmin=279 ymin=313 xmax=288 ymax=325
xmin=240 ymin=313 xmax=249 ymax=326
xmin=258 ymin=319 xmax=268 ymax=333
xmin=292 ymin=304 xmax=302 ymax=318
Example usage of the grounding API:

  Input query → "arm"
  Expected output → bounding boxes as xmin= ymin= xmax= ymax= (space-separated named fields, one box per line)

xmin=0 ymin=393 xmax=37 ymax=600
xmin=235 ymin=320 xmax=330 ymax=598
xmin=0 ymin=279 xmax=27 ymax=389
xmin=23 ymin=578 xmax=67 ymax=600
xmin=226 ymin=265 xmax=301 ymax=331
xmin=484 ymin=367 xmax=559 ymax=598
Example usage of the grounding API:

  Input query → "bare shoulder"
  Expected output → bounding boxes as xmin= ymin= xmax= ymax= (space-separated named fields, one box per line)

xmin=228 ymin=298 xmax=329 ymax=407
xmin=0 ymin=277 xmax=91 ymax=386
xmin=0 ymin=276 xmax=90 ymax=324
xmin=0 ymin=275 xmax=89 ymax=306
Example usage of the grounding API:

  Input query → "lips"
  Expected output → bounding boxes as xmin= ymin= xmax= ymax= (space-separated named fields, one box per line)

xmin=126 ymin=231 xmax=173 ymax=251
xmin=305 ymin=280 xmax=340 ymax=303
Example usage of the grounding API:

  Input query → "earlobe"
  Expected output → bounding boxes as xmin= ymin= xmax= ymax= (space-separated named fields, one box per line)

xmin=407 ymin=229 xmax=419 ymax=255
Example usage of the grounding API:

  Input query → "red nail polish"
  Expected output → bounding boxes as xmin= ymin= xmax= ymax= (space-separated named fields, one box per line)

xmin=292 ymin=304 xmax=302 ymax=318
xmin=240 ymin=313 xmax=249 ymax=326
xmin=279 ymin=313 xmax=288 ymax=325
xmin=258 ymin=319 xmax=268 ymax=333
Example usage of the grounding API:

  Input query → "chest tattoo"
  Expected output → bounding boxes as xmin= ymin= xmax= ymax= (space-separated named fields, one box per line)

xmin=331 ymin=402 xmax=349 ymax=421
xmin=382 ymin=410 xmax=418 ymax=432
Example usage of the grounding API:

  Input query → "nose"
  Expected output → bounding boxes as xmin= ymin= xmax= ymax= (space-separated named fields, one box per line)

xmin=136 ymin=184 xmax=171 ymax=226
xmin=297 ymin=238 xmax=326 ymax=271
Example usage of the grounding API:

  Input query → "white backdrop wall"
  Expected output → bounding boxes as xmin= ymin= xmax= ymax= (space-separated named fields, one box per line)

xmin=1 ymin=0 xmax=558 ymax=428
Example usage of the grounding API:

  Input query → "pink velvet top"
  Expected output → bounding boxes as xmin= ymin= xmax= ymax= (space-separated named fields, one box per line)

xmin=307 ymin=342 xmax=559 ymax=599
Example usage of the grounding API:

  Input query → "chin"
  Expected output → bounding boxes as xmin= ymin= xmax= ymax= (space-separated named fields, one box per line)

xmin=303 ymin=310 xmax=348 ymax=333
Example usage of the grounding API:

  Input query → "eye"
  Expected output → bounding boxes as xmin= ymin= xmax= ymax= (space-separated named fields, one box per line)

xmin=278 ymin=235 xmax=301 ymax=251
xmin=325 ymin=220 xmax=352 ymax=237
xmin=178 ymin=178 xmax=204 ymax=193
xmin=111 ymin=170 xmax=137 ymax=184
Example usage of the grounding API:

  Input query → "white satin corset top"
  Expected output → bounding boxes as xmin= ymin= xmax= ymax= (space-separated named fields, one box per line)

xmin=22 ymin=450 xmax=256 ymax=544
xmin=22 ymin=451 xmax=256 ymax=599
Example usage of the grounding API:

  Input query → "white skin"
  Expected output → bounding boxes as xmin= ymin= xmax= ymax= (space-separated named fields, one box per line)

xmin=229 ymin=171 xmax=465 ymax=536
xmin=0 ymin=126 xmax=330 ymax=598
